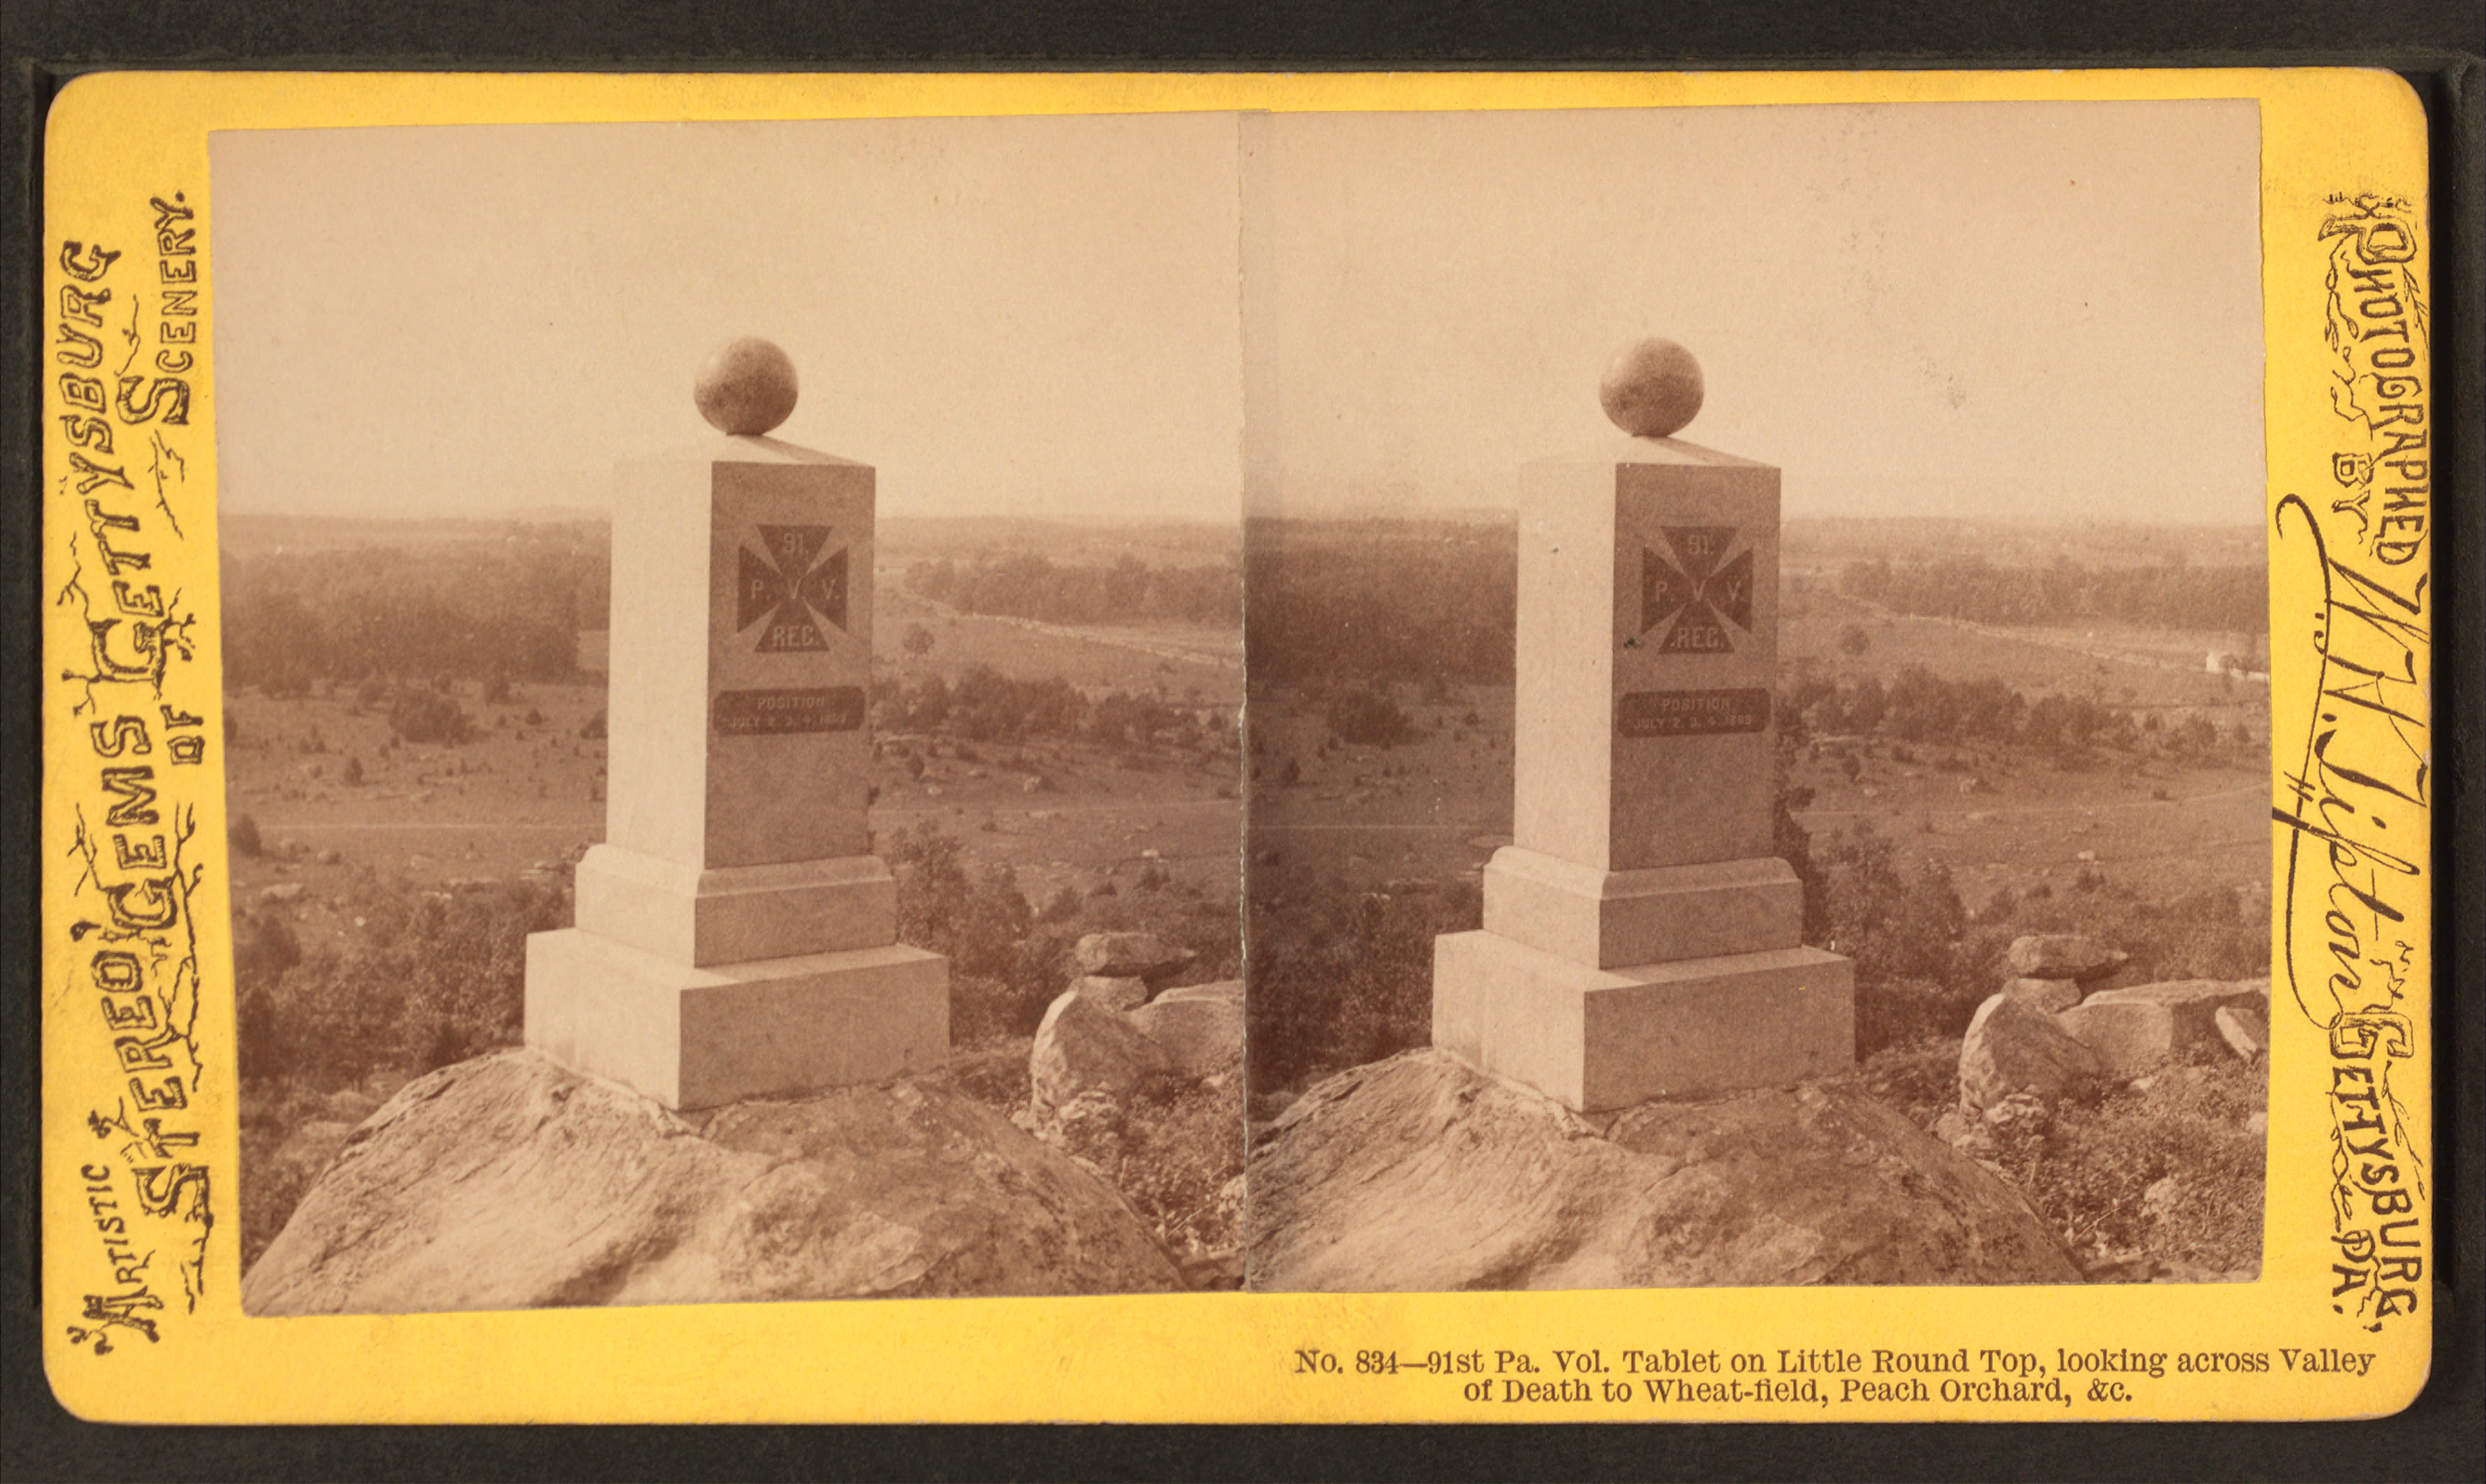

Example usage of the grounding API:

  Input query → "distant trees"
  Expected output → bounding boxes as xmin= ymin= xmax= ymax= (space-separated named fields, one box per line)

xmin=1245 ymin=523 xmax=1518 ymax=692
xmin=908 ymin=552 xmax=1239 ymax=627
xmin=871 ymin=665 xmax=1224 ymax=755
xmin=1841 ymin=554 xmax=2265 ymax=634
xmin=222 ymin=530 xmax=604 ymax=693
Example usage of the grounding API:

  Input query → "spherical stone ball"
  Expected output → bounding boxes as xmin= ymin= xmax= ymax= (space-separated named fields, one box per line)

xmin=1599 ymin=337 xmax=1704 ymax=440
xmin=695 ymin=337 xmax=799 ymax=436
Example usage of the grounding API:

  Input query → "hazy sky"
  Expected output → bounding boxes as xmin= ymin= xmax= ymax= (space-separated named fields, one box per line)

xmin=1243 ymin=101 xmax=2264 ymax=522
xmin=212 ymin=100 xmax=2263 ymax=526
xmin=211 ymin=114 xmax=1247 ymax=521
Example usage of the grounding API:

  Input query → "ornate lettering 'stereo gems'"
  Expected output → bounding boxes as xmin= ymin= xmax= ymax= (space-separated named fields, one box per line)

xmin=1431 ymin=338 xmax=1854 ymax=1112
xmin=524 ymin=338 xmax=948 ymax=1109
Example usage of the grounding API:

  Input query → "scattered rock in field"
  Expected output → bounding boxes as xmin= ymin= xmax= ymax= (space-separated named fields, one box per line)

xmin=1957 ymin=993 xmax=2105 ymax=1113
xmin=314 ymin=848 xmax=343 ymax=866
xmin=1127 ymin=982 xmax=1243 ymax=1081
xmin=2243 ymin=1112 xmax=2268 ymax=1138
xmin=2056 ymin=979 xmax=2269 ymax=1076
xmin=1071 ymin=931 xmax=1195 ymax=984
xmin=2214 ymin=1004 xmax=2268 ymax=1062
xmin=1067 ymin=974 xmax=1148 ymax=1012
xmin=258 ymin=883 xmax=306 ymax=905
xmin=243 ymin=1050 xmax=1182 ymax=1314
xmin=1250 ymin=1050 xmax=2081 ymax=1291
xmin=1029 ymin=990 xmax=1174 ymax=1129
xmin=2005 ymin=935 xmax=2128 ymax=983
xmin=1998 ymin=977 xmax=2081 ymax=1014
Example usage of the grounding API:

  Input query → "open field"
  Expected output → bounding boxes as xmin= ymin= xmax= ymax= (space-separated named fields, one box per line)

xmin=1246 ymin=683 xmax=2266 ymax=913
xmin=224 ymin=526 xmax=1245 ymax=998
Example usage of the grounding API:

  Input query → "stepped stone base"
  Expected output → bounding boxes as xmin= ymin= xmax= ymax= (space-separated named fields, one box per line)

xmin=574 ymin=845 xmax=896 ymax=966
xmin=1432 ymin=930 xmax=1853 ymax=1113
xmin=526 ymin=927 xmax=946 ymax=1110
xmin=1481 ymin=846 xmax=1802 ymax=968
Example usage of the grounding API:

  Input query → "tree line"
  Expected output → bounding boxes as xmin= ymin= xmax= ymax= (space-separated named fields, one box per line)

xmin=222 ymin=533 xmax=608 ymax=694
xmin=875 ymin=665 xmax=1230 ymax=753
xmin=906 ymin=552 xmax=1239 ymax=627
xmin=1243 ymin=523 xmax=1518 ymax=691
xmin=1841 ymin=554 xmax=2266 ymax=634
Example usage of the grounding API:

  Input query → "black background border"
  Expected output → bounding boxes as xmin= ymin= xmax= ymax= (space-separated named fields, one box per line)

xmin=4 ymin=3 xmax=2479 ymax=1479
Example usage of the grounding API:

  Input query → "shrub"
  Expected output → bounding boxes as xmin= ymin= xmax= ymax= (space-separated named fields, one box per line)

xmin=579 ymin=709 xmax=607 ymax=740
xmin=1247 ymin=872 xmax=1478 ymax=1093
xmin=2007 ymin=1048 xmax=2265 ymax=1273
xmin=243 ymin=876 xmax=563 ymax=1092
xmin=388 ymin=688 xmax=472 ymax=746
xmin=1325 ymin=687 xmax=1415 ymax=747
xmin=229 ymin=812 xmax=263 ymax=858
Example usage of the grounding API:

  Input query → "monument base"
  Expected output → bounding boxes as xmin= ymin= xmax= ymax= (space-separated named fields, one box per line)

xmin=1481 ymin=847 xmax=1802 ymax=968
xmin=574 ymin=845 xmax=896 ymax=966
xmin=1431 ymin=930 xmax=1853 ymax=1113
xmin=525 ymin=928 xmax=947 ymax=1110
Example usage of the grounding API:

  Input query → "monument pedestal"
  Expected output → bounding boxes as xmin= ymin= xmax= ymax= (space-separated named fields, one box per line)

xmin=525 ymin=931 xmax=946 ymax=1111
xmin=1433 ymin=935 xmax=1853 ymax=1113
xmin=524 ymin=341 xmax=948 ymax=1111
xmin=571 ymin=844 xmax=899 ymax=966
xmin=1431 ymin=342 xmax=1852 ymax=1113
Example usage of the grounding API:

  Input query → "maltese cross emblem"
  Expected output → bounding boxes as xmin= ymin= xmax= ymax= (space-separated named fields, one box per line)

xmin=738 ymin=524 xmax=848 ymax=653
xmin=1640 ymin=525 xmax=1753 ymax=654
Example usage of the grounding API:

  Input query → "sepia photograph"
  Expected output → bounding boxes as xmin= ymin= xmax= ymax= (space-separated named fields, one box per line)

xmin=207 ymin=99 xmax=2274 ymax=1316
xmin=209 ymin=115 xmax=1250 ymax=1310
xmin=34 ymin=54 xmax=2451 ymax=1434
xmin=1235 ymin=102 xmax=2275 ymax=1292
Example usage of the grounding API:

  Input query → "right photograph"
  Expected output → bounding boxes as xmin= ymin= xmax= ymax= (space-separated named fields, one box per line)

xmin=1240 ymin=101 xmax=2275 ymax=1291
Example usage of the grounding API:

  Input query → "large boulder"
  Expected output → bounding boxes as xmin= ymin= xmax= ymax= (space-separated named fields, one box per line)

xmin=1957 ymin=993 xmax=2106 ymax=1113
xmin=1126 ymin=981 xmax=1243 ymax=1080
xmin=1998 ymin=977 xmax=2082 ymax=1014
xmin=2056 ymin=979 xmax=2270 ymax=1076
xmin=1249 ymin=1050 xmax=2080 ymax=1291
xmin=2004 ymin=934 xmax=2128 ymax=984
xmin=1066 ymin=974 xmax=1148 ymax=1012
xmin=243 ymin=1050 xmax=1182 ymax=1314
xmin=1029 ymin=989 xmax=1174 ymax=1125
xmin=1072 ymin=931 xmax=1195 ymax=984
xmin=2215 ymin=1004 xmax=2269 ymax=1062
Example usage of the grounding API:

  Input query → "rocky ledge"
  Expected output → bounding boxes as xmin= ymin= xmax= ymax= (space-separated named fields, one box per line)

xmin=243 ymin=1048 xmax=1184 ymax=1315
xmin=1248 ymin=1048 xmax=2082 ymax=1292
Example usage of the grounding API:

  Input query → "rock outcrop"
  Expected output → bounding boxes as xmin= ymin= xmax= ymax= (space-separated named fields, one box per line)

xmin=1957 ymin=993 xmax=2106 ymax=1113
xmin=243 ymin=1050 xmax=1183 ymax=1315
xmin=1249 ymin=1050 xmax=2081 ymax=1291
xmin=1028 ymin=988 xmax=1176 ymax=1129
xmin=1997 ymin=976 xmax=2082 ymax=1014
xmin=1066 ymin=974 xmax=1148 ymax=1012
xmin=1126 ymin=983 xmax=1243 ymax=1080
xmin=1071 ymin=931 xmax=1195 ymax=984
xmin=2003 ymin=934 xmax=2128 ymax=984
xmin=2056 ymin=979 xmax=2269 ymax=1076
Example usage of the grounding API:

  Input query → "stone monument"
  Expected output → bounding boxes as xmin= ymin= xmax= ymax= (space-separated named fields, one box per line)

xmin=525 ymin=338 xmax=948 ymax=1109
xmin=1431 ymin=338 xmax=1853 ymax=1112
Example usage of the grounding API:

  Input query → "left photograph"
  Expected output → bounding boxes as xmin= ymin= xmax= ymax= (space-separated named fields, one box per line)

xmin=211 ymin=117 xmax=1248 ymax=1311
